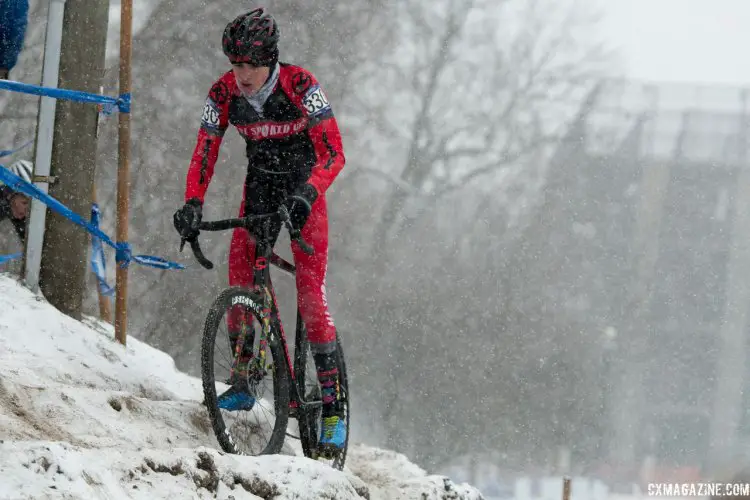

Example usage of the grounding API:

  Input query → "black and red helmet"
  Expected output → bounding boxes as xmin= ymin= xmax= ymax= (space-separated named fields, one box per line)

xmin=222 ymin=7 xmax=279 ymax=66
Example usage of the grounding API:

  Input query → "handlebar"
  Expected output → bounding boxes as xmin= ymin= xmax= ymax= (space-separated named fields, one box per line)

xmin=180 ymin=210 xmax=314 ymax=270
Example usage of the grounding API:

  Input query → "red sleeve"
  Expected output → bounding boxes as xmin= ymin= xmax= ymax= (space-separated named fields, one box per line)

xmin=283 ymin=67 xmax=345 ymax=196
xmin=306 ymin=110 xmax=345 ymax=196
xmin=185 ymin=75 xmax=232 ymax=203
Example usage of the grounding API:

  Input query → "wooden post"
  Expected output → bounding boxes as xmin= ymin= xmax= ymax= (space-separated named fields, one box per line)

xmin=114 ymin=0 xmax=133 ymax=345
xmin=562 ymin=476 xmax=571 ymax=500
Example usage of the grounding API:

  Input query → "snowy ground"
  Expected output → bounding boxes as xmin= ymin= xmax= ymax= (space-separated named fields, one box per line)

xmin=0 ymin=274 xmax=483 ymax=499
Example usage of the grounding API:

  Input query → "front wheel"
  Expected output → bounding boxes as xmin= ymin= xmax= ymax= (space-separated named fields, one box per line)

xmin=295 ymin=328 xmax=350 ymax=470
xmin=201 ymin=287 xmax=290 ymax=456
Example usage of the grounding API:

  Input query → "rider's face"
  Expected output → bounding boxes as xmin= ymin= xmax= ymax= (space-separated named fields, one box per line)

xmin=232 ymin=62 xmax=270 ymax=96
xmin=10 ymin=193 xmax=29 ymax=220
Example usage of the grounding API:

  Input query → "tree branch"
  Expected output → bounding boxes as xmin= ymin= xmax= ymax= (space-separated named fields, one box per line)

xmin=400 ymin=0 xmax=477 ymax=187
xmin=433 ymin=134 xmax=558 ymax=198
xmin=344 ymin=167 xmax=415 ymax=193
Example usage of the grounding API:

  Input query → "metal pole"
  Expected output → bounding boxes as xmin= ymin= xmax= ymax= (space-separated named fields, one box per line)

xmin=24 ymin=0 xmax=66 ymax=291
xmin=114 ymin=0 xmax=133 ymax=345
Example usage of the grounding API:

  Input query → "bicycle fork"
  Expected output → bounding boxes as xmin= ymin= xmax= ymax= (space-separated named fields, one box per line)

xmin=228 ymin=299 xmax=274 ymax=380
xmin=256 ymin=288 xmax=274 ymax=373
xmin=229 ymin=256 xmax=276 ymax=382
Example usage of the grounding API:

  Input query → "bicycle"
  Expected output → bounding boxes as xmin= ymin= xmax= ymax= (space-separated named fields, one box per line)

xmin=184 ymin=208 xmax=350 ymax=470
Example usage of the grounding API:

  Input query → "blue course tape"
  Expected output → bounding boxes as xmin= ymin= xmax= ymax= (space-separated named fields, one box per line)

xmin=0 ymin=79 xmax=130 ymax=113
xmin=0 ymin=139 xmax=33 ymax=158
xmin=0 ymin=165 xmax=183 ymax=271
xmin=90 ymin=203 xmax=114 ymax=295
xmin=0 ymin=252 xmax=22 ymax=264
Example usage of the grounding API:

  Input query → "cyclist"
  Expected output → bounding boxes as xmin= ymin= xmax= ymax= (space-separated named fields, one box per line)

xmin=173 ymin=7 xmax=347 ymax=454
xmin=0 ymin=159 xmax=32 ymax=241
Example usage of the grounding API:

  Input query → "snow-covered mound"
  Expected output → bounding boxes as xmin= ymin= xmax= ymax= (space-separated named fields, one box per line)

xmin=1 ymin=443 xmax=368 ymax=499
xmin=0 ymin=275 xmax=483 ymax=499
xmin=348 ymin=446 xmax=484 ymax=500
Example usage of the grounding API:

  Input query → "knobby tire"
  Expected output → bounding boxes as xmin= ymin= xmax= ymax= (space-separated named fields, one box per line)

xmin=201 ymin=287 xmax=290 ymax=456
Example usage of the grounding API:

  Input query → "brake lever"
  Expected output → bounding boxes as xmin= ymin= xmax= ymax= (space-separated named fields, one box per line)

xmin=277 ymin=206 xmax=314 ymax=255
xmin=178 ymin=232 xmax=214 ymax=269
xmin=189 ymin=238 xmax=214 ymax=269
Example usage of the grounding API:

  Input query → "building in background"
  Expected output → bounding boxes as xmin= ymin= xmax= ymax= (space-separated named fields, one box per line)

xmin=517 ymin=79 xmax=750 ymax=482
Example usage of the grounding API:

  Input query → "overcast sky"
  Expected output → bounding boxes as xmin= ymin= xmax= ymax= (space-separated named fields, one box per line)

xmin=600 ymin=0 xmax=748 ymax=86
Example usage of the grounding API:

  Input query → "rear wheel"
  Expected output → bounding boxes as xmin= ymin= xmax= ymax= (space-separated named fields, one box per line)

xmin=201 ymin=287 xmax=290 ymax=455
xmin=295 ymin=328 xmax=350 ymax=470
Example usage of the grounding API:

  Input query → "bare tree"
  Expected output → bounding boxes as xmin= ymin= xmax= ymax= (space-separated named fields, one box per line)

xmin=335 ymin=0 xmax=610 ymax=462
xmin=342 ymin=0 xmax=608 ymax=267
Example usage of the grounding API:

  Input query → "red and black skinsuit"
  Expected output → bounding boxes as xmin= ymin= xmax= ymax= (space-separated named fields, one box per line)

xmin=184 ymin=63 xmax=345 ymax=352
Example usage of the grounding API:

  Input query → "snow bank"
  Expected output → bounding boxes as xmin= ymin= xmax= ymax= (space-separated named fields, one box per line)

xmin=348 ymin=445 xmax=484 ymax=500
xmin=0 ymin=275 xmax=483 ymax=499
xmin=0 ymin=442 xmax=366 ymax=500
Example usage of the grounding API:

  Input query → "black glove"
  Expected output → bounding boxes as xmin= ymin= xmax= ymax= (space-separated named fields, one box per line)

xmin=280 ymin=184 xmax=318 ymax=234
xmin=173 ymin=198 xmax=203 ymax=242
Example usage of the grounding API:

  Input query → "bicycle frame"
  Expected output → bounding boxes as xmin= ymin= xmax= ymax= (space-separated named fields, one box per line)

xmin=191 ymin=213 xmax=322 ymax=415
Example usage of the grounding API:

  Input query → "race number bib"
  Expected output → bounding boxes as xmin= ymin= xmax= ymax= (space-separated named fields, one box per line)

xmin=302 ymin=86 xmax=331 ymax=117
xmin=201 ymin=98 xmax=220 ymax=128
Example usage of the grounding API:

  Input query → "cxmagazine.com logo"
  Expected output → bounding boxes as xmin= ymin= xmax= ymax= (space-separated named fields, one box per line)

xmin=648 ymin=482 xmax=750 ymax=497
